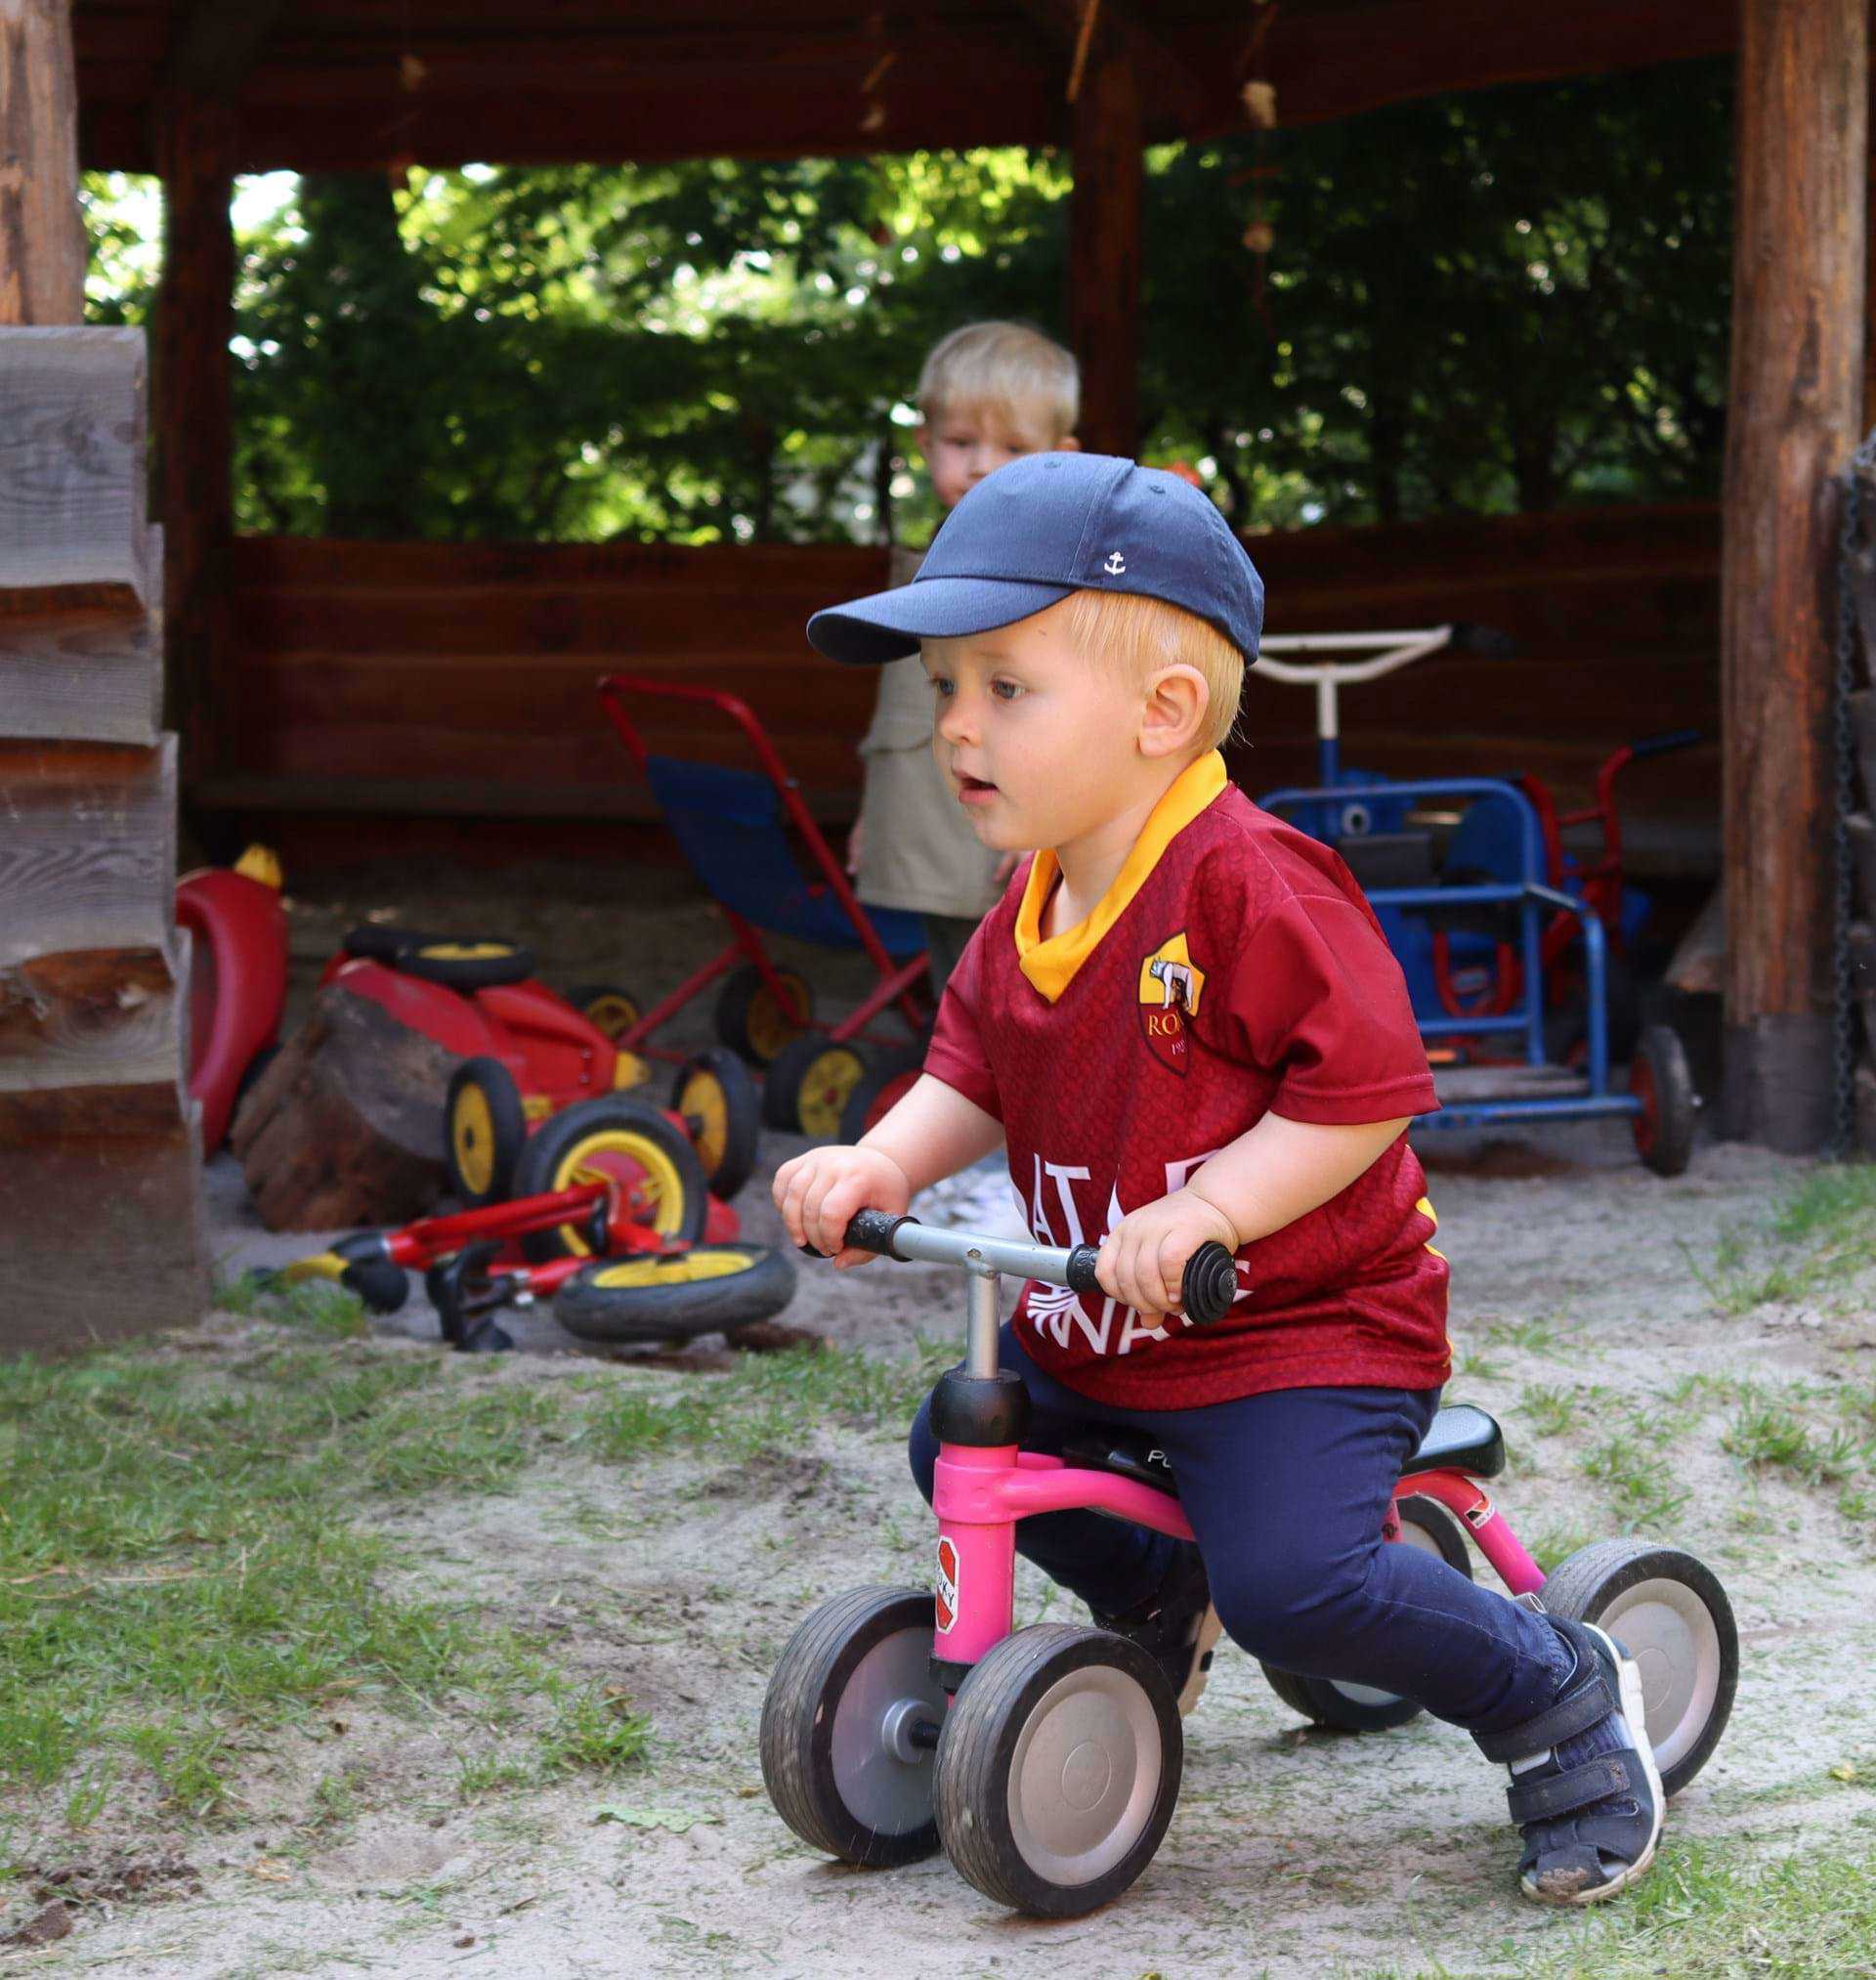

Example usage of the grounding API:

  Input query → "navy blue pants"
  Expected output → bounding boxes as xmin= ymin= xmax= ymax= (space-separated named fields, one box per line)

xmin=908 ymin=1323 xmax=1568 ymax=1735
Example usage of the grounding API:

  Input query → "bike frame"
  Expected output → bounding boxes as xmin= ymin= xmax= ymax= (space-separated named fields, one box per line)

xmin=875 ymin=1219 xmax=1547 ymax=1674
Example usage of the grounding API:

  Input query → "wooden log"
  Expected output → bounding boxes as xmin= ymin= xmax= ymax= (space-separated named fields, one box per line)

xmin=1069 ymin=44 xmax=1142 ymax=458
xmin=0 ymin=0 xmax=83 ymax=324
xmin=152 ymin=88 xmax=234 ymax=783
xmin=1719 ymin=0 xmax=1867 ymax=1151
xmin=230 ymin=982 xmax=454 ymax=1230
xmin=0 ymin=1080 xmax=208 ymax=1350
xmin=0 ymin=597 xmax=164 ymax=746
xmin=0 ymin=738 xmax=176 ymax=965
xmin=0 ymin=327 xmax=150 ymax=610
xmin=0 ymin=940 xmax=185 ymax=1093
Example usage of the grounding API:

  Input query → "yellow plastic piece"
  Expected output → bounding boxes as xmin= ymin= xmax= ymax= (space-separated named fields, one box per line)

xmin=522 ymin=1094 xmax=554 ymax=1122
xmin=450 ymin=1083 xmax=498 ymax=1197
xmin=612 ymin=1051 xmax=652 ymax=1091
xmin=795 ymin=1044 xmax=867 ymax=1140
xmin=419 ymin=941 xmax=516 ymax=962
xmin=279 ymin=1251 xmax=347 ymax=1285
xmin=586 ymin=1248 xmax=755 ymax=1289
xmin=554 ymin=1130 xmax=687 ymax=1254
xmin=234 ymin=843 xmax=284 ymax=889
xmin=676 ymin=1066 xmax=730 ymax=1178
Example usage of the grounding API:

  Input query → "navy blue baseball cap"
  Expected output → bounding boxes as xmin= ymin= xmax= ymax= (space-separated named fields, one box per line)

xmin=806 ymin=452 xmax=1264 ymax=667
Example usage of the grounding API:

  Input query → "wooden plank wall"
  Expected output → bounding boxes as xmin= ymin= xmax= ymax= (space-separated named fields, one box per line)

xmin=202 ymin=500 xmax=1721 ymax=874
xmin=0 ymin=327 xmax=210 ymax=1351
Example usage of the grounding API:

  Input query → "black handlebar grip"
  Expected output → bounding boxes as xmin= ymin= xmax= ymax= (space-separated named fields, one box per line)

xmin=1065 ymin=1244 xmax=1102 ymax=1295
xmin=1627 ymin=726 xmax=1701 ymax=761
xmin=843 ymin=1209 xmax=918 ymax=1256
xmin=1180 ymin=1242 xmax=1240 ymax=1326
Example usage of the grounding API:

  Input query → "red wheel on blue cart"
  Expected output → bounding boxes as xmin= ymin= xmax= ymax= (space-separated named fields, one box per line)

xmin=1629 ymin=1024 xmax=1697 ymax=1177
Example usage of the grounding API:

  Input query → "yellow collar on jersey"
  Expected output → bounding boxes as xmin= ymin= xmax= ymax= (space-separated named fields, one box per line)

xmin=1013 ymin=750 xmax=1228 ymax=1003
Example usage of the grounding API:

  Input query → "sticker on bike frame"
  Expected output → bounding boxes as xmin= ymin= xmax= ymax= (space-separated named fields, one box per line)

xmin=935 ymin=1536 xmax=960 ymax=1634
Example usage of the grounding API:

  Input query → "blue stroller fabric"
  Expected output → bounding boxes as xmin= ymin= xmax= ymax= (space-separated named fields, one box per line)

xmin=644 ymin=755 xmax=926 ymax=957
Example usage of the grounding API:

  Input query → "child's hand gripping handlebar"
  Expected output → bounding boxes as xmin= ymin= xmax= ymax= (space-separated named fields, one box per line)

xmin=812 ymin=1209 xmax=1241 ymax=1326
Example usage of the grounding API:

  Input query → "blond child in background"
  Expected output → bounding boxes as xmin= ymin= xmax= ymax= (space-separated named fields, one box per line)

xmin=849 ymin=322 xmax=1081 ymax=1001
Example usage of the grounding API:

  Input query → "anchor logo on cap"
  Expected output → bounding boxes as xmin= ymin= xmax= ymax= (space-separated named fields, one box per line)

xmin=1104 ymin=551 xmax=1127 ymax=576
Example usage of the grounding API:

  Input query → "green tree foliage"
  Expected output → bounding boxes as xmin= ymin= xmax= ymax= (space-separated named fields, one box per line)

xmin=81 ymin=60 xmax=1729 ymax=544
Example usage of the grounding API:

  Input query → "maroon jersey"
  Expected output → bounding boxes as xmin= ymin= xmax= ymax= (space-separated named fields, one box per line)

xmin=924 ymin=752 xmax=1449 ymax=1409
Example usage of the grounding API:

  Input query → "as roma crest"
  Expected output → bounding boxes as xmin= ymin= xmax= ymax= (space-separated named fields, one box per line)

xmin=1137 ymin=932 xmax=1205 ymax=1075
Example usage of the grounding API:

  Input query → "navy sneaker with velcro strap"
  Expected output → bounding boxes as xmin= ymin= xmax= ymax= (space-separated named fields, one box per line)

xmin=1092 ymin=1540 xmax=1223 ymax=1718
xmin=1473 ymin=1615 xmax=1664 ymax=1905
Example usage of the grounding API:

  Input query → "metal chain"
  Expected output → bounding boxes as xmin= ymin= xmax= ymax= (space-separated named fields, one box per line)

xmin=1830 ymin=432 xmax=1876 ymax=1157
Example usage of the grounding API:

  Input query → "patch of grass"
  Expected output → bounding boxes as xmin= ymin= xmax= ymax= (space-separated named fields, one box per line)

xmin=535 ymin=1686 xmax=653 ymax=1779
xmin=1580 ymin=1435 xmax=1689 ymax=1529
xmin=1768 ymin=1161 xmax=1876 ymax=1242
xmin=1500 ymin=1837 xmax=1876 ymax=1978
xmin=1519 ymin=1383 xmax=1582 ymax=1440
xmin=1522 ymin=1525 xmax=1603 ymax=1574
xmin=1484 ymin=1313 xmax=1564 ymax=1356
xmin=212 ymin=1271 xmax=372 ymax=1338
xmin=1680 ymin=1163 xmax=1876 ymax=1318
xmin=578 ymin=1340 xmax=951 ymax=1465
xmin=1723 ymin=1397 xmax=1875 ymax=1492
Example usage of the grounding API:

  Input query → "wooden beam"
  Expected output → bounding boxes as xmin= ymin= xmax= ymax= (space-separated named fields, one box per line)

xmin=152 ymin=89 xmax=235 ymax=785
xmin=1012 ymin=0 xmax=1219 ymax=137
xmin=0 ymin=0 xmax=83 ymax=323
xmin=1721 ymin=0 xmax=1868 ymax=1151
xmin=159 ymin=0 xmax=289 ymax=99
xmin=1069 ymin=45 xmax=1142 ymax=457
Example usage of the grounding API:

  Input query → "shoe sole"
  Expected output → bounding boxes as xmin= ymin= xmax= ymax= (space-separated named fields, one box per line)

xmin=1519 ymin=1622 xmax=1666 ymax=1907
xmin=1176 ymin=1603 xmax=1225 ymax=1718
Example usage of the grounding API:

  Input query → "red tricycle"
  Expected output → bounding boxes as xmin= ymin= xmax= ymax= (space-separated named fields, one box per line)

xmin=319 ymin=926 xmax=762 ymax=1209
xmin=762 ymin=1212 xmax=1737 ymax=1917
xmin=275 ymin=1111 xmax=791 ymax=1354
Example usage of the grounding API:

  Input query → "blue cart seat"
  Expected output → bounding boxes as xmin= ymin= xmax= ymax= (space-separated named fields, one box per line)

xmin=644 ymin=754 xmax=925 ymax=956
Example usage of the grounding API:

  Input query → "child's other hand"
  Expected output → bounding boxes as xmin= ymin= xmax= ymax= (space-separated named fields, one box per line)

xmin=1095 ymin=1188 xmax=1241 ymax=1319
xmin=773 ymin=1143 xmax=911 ymax=1269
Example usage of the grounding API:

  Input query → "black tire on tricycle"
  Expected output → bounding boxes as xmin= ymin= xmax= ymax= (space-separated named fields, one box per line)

xmin=1629 ymin=1024 xmax=1698 ymax=1178
xmin=446 ymin=1056 xmax=529 ymax=1208
xmin=399 ymin=938 xmax=536 ymax=991
xmin=933 ymin=1622 xmax=1182 ymax=1916
xmin=1537 ymin=1538 xmax=1737 ymax=1798
xmin=1258 ymin=1496 xmax=1473 ymax=1733
xmin=714 ymin=964 xmax=813 ymax=1066
xmin=762 ymin=1030 xmax=872 ymax=1136
xmin=761 ymin=1587 xmax=948 ymax=1869
xmin=512 ymin=1096 xmax=708 ymax=1259
xmin=669 ymin=1049 xmax=762 ymax=1201
xmin=553 ymin=1245 xmax=795 ymax=1343
xmin=836 ymin=1047 xmax=925 ymax=1143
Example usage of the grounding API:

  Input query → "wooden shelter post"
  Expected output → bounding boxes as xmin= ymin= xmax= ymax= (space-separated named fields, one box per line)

xmin=0 ymin=0 xmax=209 ymax=1346
xmin=152 ymin=87 xmax=236 ymax=783
xmin=1720 ymin=0 xmax=1868 ymax=1151
xmin=1069 ymin=46 xmax=1142 ymax=458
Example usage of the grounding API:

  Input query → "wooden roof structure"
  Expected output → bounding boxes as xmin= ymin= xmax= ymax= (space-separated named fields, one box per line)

xmin=72 ymin=0 xmax=1736 ymax=174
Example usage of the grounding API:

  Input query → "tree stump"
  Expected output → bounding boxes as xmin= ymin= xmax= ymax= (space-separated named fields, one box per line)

xmin=231 ymin=984 xmax=454 ymax=1230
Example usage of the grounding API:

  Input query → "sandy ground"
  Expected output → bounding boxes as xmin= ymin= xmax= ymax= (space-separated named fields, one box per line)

xmin=9 ymin=869 xmax=1875 ymax=1976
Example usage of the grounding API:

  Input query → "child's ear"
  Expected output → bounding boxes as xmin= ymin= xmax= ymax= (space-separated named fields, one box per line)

xmin=1137 ymin=665 xmax=1210 ymax=760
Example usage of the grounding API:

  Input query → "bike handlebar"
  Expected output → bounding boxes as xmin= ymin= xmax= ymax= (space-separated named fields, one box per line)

xmin=806 ymin=1211 xmax=1241 ymax=1327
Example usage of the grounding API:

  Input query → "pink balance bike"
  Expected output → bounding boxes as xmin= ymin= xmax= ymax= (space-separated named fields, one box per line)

xmin=761 ymin=1212 xmax=1737 ymax=1918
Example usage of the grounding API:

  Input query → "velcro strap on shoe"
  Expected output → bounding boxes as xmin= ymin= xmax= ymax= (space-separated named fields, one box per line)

xmin=1506 ymin=1751 xmax=1634 ymax=1827
xmin=1473 ymin=1658 xmax=1620 ymax=1764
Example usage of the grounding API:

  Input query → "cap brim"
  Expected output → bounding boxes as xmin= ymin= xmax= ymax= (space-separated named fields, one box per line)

xmin=807 ymin=576 xmax=1075 ymax=666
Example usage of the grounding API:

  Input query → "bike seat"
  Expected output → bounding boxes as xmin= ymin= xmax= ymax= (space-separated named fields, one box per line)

xmin=1062 ymin=1431 xmax=1179 ymax=1499
xmin=1401 ymin=1402 xmax=1505 ymax=1480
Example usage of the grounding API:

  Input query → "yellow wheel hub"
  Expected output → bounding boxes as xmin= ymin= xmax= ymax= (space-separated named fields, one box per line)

xmin=796 ymin=1046 xmax=866 ymax=1140
xmin=420 ymin=941 xmax=517 ymax=962
xmin=588 ymin=1248 xmax=755 ymax=1289
xmin=677 ymin=1070 xmax=730 ymax=1179
xmin=746 ymin=973 xmax=810 ymax=1062
xmin=553 ymin=1131 xmax=686 ymax=1254
xmin=450 ymin=1084 xmax=497 ymax=1196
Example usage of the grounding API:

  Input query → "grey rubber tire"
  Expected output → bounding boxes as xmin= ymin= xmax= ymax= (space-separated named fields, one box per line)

xmin=1259 ymin=1497 xmax=1473 ymax=1732
xmin=1538 ymin=1538 xmax=1736 ymax=1797
xmin=933 ymin=1623 xmax=1181 ymax=1916
xmin=760 ymin=1586 xmax=945 ymax=1868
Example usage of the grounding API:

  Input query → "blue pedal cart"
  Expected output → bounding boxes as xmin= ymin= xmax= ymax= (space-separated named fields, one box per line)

xmin=1254 ymin=627 xmax=1698 ymax=1175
